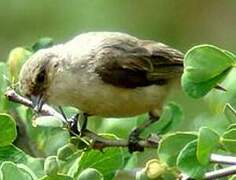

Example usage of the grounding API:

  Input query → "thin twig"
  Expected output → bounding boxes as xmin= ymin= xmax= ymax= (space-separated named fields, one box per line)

xmin=180 ymin=154 xmax=236 ymax=179
xmin=5 ymin=89 xmax=66 ymax=123
xmin=82 ymin=129 xmax=158 ymax=150
xmin=4 ymin=88 xmax=159 ymax=150
xmin=210 ymin=153 xmax=236 ymax=165
xmin=204 ymin=165 xmax=236 ymax=179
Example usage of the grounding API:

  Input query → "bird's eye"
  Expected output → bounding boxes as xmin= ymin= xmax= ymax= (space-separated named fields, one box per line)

xmin=36 ymin=71 xmax=45 ymax=83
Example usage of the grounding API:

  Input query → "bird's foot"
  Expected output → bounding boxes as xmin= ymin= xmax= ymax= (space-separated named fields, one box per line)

xmin=67 ymin=112 xmax=88 ymax=136
xmin=128 ymin=114 xmax=160 ymax=153
xmin=58 ymin=106 xmax=88 ymax=136
xmin=128 ymin=128 xmax=144 ymax=153
xmin=67 ymin=113 xmax=80 ymax=135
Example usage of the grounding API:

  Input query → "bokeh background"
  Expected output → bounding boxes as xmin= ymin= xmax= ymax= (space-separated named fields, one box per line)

xmin=1 ymin=0 xmax=236 ymax=58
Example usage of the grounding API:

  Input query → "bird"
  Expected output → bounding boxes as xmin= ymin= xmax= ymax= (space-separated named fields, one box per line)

xmin=19 ymin=32 xmax=184 ymax=152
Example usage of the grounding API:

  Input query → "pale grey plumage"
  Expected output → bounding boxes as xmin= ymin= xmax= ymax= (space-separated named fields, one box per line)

xmin=19 ymin=32 xmax=183 ymax=117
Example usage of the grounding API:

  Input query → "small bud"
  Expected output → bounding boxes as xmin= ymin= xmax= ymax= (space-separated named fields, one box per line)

xmin=136 ymin=159 xmax=167 ymax=180
xmin=44 ymin=156 xmax=60 ymax=176
xmin=57 ymin=143 xmax=77 ymax=161
xmin=145 ymin=159 xmax=167 ymax=179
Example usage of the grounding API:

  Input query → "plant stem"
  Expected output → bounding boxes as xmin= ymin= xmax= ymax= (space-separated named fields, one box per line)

xmin=204 ymin=165 xmax=236 ymax=179
xmin=210 ymin=153 xmax=236 ymax=165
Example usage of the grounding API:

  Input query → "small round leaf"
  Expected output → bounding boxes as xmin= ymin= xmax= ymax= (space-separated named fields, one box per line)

xmin=158 ymin=132 xmax=197 ymax=166
xmin=77 ymin=168 xmax=104 ymax=180
xmin=184 ymin=45 xmax=235 ymax=83
xmin=177 ymin=140 xmax=207 ymax=179
xmin=33 ymin=116 xmax=64 ymax=128
xmin=44 ymin=156 xmax=59 ymax=176
xmin=197 ymin=127 xmax=219 ymax=165
xmin=181 ymin=69 xmax=229 ymax=98
xmin=0 ymin=113 xmax=17 ymax=147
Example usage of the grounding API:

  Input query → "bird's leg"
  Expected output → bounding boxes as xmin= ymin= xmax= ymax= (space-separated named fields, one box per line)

xmin=58 ymin=106 xmax=89 ymax=136
xmin=67 ymin=112 xmax=89 ymax=136
xmin=77 ymin=112 xmax=89 ymax=135
xmin=67 ymin=113 xmax=80 ymax=135
xmin=128 ymin=113 xmax=160 ymax=153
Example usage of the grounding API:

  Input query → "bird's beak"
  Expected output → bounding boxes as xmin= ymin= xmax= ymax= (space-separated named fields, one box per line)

xmin=31 ymin=95 xmax=45 ymax=112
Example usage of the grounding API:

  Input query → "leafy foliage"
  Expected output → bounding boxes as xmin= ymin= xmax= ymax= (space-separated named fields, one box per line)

xmin=1 ymin=40 xmax=236 ymax=179
xmin=0 ymin=114 xmax=17 ymax=147
xmin=182 ymin=45 xmax=236 ymax=98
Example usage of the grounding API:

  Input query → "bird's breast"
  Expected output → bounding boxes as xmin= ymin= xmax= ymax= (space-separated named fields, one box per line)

xmin=47 ymin=69 xmax=170 ymax=117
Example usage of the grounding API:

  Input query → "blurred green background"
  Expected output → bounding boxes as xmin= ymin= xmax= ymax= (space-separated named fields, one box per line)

xmin=1 ymin=0 xmax=236 ymax=131
xmin=1 ymin=0 xmax=236 ymax=58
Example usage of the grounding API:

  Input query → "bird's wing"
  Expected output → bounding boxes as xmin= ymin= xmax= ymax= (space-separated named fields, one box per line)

xmin=95 ymin=41 xmax=184 ymax=88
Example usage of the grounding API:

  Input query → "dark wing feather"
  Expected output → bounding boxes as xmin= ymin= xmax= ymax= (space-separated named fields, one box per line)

xmin=95 ymin=41 xmax=183 ymax=88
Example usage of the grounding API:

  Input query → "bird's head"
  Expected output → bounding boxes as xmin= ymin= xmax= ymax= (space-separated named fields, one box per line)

xmin=19 ymin=49 xmax=60 ymax=111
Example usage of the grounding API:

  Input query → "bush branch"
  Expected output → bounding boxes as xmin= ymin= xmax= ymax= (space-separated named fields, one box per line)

xmin=210 ymin=153 xmax=236 ymax=165
xmin=204 ymin=165 xmax=236 ymax=179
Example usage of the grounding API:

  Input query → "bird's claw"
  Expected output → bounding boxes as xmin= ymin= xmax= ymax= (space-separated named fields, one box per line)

xmin=67 ymin=113 xmax=81 ymax=135
xmin=128 ymin=129 xmax=144 ymax=153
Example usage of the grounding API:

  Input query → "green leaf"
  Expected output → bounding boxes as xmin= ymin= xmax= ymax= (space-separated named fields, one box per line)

xmin=223 ymin=49 xmax=236 ymax=59
xmin=182 ymin=44 xmax=236 ymax=98
xmin=227 ymin=123 xmax=236 ymax=130
xmin=197 ymin=127 xmax=219 ymax=165
xmin=70 ymin=137 xmax=89 ymax=150
xmin=0 ymin=113 xmax=17 ymax=147
xmin=222 ymin=128 xmax=236 ymax=139
xmin=57 ymin=143 xmax=77 ymax=161
xmin=7 ymin=47 xmax=32 ymax=81
xmin=75 ymin=149 xmax=123 ymax=180
xmin=177 ymin=140 xmax=207 ymax=179
xmin=224 ymin=103 xmax=236 ymax=123
xmin=181 ymin=69 xmax=229 ymax=98
xmin=33 ymin=116 xmax=64 ymax=128
xmin=78 ymin=168 xmax=104 ymax=180
xmin=221 ymin=128 xmax=236 ymax=153
xmin=0 ymin=145 xmax=44 ymax=177
xmin=229 ymin=175 xmax=236 ymax=180
xmin=143 ymin=102 xmax=183 ymax=135
xmin=0 ymin=62 xmax=10 ymax=112
xmin=184 ymin=45 xmax=235 ymax=83
xmin=17 ymin=107 xmax=70 ymax=156
xmin=27 ymin=126 xmax=70 ymax=156
xmin=205 ymin=68 xmax=236 ymax=114
xmin=40 ymin=174 xmax=73 ymax=180
xmin=221 ymin=139 xmax=236 ymax=153
xmin=0 ymin=62 xmax=9 ymax=91
xmin=157 ymin=132 xmax=197 ymax=166
xmin=58 ymin=150 xmax=82 ymax=176
xmin=98 ymin=116 xmax=137 ymax=138
xmin=0 ymin=161 xmax=37 ymax=180
xmin=32 ymin=37 xmax=54 ymax=52
xmin=69 ymin=134 xmax=124 ymax=180
xmin=44 ymin=156 xmax=59 ymax=176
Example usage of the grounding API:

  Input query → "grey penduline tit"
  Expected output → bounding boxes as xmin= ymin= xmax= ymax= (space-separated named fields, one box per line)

xmin=19 ymin=32 xmax=183 ymax=152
